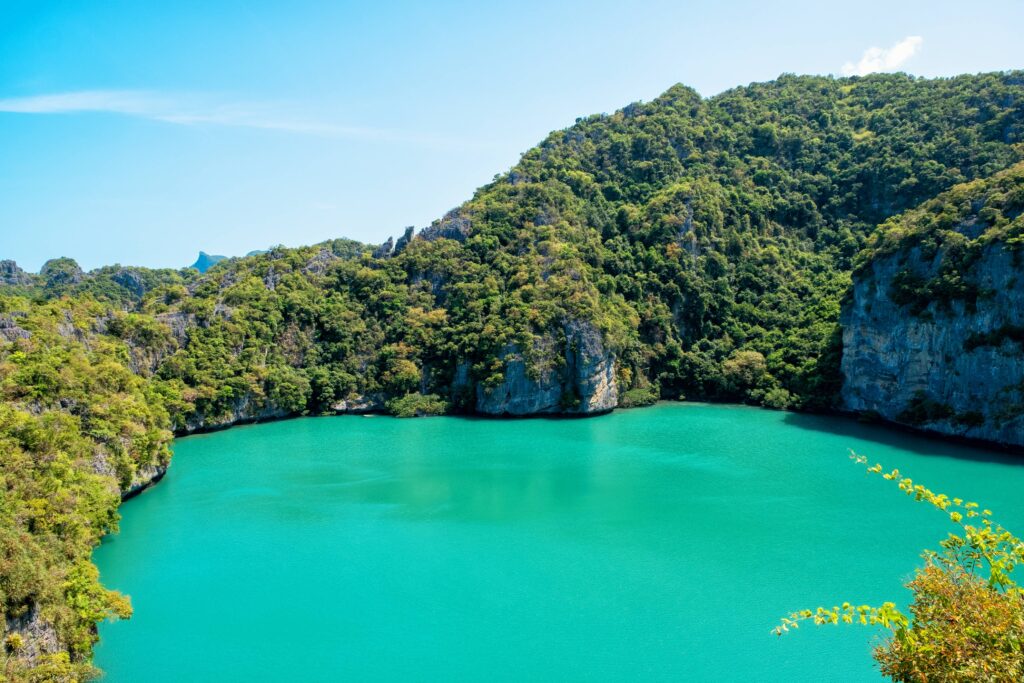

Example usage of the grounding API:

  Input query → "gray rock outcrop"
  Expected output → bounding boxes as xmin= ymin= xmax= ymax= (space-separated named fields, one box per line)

xmin=419 ymin=208 xmax=473 ymax=242
xmin=393 ymin=226 xmax=415 ymax=255
xmin=121 ymin=462 xmax=169 ymax=499
xmin=40 ymin=257 xmax=83 ymax=288
xmin=841 ymin=242 xmax=1024 ymax=447
xmin=111 ymin=268 xmax=147 ymax=298
xmin=4 ymin=603 xmax=60 ymax=667
xmin=0 ymin=259 xmax=33 ymax=286
xmin=372 ymin=237 xmax=395 ymax=259
xmin=179 ymin=394 xmax=290 ymax=434
xmin=302 ymin=248 xmax=339 ymax=276
xmin=0 ymin=313 xmax=30 ymax=341
xmin=474 ymin=320 xmax=618 ymax=416
xmin=331 ymin=394 xmax=385 ymax=414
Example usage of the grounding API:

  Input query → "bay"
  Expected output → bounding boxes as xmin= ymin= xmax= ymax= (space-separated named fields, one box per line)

xmin=94 ymin=403 xmax=1024 ymax=681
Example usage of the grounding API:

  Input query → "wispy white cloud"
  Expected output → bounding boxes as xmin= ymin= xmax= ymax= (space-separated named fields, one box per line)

xmin=0 ymin=90 xmax=171 ymax=115
xmin=0 ymin=89 xmax=472 ymax=147
xmin=841 ymin=36 xmax=923 ymax=77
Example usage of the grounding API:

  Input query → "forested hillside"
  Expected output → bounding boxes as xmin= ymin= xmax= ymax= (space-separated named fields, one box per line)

xmin=2 ymin=71 xmax=1024 ymax=678
xmin=438 ymin=71 xmax=1023 ymax=409
xmin=1 ymin=295 xmax=172 ymax=680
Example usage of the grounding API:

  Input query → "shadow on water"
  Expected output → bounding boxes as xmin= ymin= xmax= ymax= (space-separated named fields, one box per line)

xmin=781 ymin=410 xmax=1024 ymax=466
xmin=169 ymin=402 xmax=1024 ymax=468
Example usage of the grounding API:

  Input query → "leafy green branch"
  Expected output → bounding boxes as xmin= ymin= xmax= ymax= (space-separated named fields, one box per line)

xmin=775 ymin=452 xmax=1024 ymax=681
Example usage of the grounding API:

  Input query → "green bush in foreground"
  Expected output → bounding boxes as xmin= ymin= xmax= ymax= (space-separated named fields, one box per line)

xmin=776 ymin=454 xmax=1024 ymax=681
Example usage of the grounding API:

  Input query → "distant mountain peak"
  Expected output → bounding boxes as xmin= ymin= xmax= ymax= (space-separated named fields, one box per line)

xmin=189 ymin=251 xmax=227 ymax=273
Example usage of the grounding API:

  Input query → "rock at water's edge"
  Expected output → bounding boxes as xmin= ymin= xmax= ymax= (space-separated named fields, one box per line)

xmin=841 ymin=243 xmax=1024 ymax=447
xmin=331 ymin=394 xmax=386 ymax=414
xmin=475 ymin=320 xmax=618 ymax=416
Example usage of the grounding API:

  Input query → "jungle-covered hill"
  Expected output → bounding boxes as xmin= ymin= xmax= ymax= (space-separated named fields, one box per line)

xmin=2 ymin=70 xmax=1024 ymax=679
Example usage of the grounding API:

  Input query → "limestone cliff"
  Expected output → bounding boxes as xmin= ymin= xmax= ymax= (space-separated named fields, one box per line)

xmin=4 ymin=604 xmax=60 ymax=670
xmin=841 ymin=165 xmax=1024 ymax=447
xmin=121 ymin=462 xmax=169 ymax=499
xmin=179 ymin=393 xmax=290 ymax=434
xmin=419 ymin=207 xmax=473 ymax=242
xmin=331 ymin=394 xmax=386 ymax=414
xmin=0 ymin=259 xmax=34 ymax=286
xmin=475 ymin=320 xmax=618 ymax=416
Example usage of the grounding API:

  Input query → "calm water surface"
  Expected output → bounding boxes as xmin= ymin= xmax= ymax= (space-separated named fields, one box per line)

xmin=94 ymin=403 xmax=1024 ymax=681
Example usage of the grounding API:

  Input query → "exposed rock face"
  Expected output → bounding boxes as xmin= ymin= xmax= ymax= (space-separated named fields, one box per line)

xmin=303 ymin=248 xmax=339 ymax=276
xmin=841 ymin=243 xmax=1024 ymax=448
xmin=475 ymin=320 xmax=618 ymax=416
xmin=0 ymin=313 xmax=30 ymax=341
xmin=475 ymin=343 xmax=564 ymax=415
xmin=4 ymin=603 xmax=60 ymax=666
xmin=263 ymin=265 xmax=281 ymax=291
xmin=331 ymin=394 xmax=385 ymax=414
xmin=393 ymin=226 xmax=415 ymax=255
xmin=56 ymin=310 xmax=85 ymax=342
xmin=419 ymin=208 xmax=473 ymax=242
xmin=40 ymin=257 xmax=83 ymax=288
xmin=0 ymin=259 xmax=33 ymax=286
xmin=121 ymin=462 xmax=169 ymax=499
xmin=86 ymin=439 xmax=169 ymax=499
xmin=154 ymin=311 xmax=196 ymax=346
xmin=179 ymin=394 xmax=290 ymax=434
xmin=372 ymin=237 xmax=395 ymax=259
xmin=111 ymin=268 xmax=147 ymax=298
xmin=565 ymin=320 xmax=619 ymax=413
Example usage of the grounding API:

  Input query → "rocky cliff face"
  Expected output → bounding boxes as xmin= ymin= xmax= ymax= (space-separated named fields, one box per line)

xmin=331 ymin=394 xmax=385 ymax=414
xmin=179 ymin=393 xmax=290 ymax=434
xmin=842 ymin=246 xmax=1024 ymax=447
xmin=0 ymin=259 xmax=33 ymax=286
xmin=419 ymin=207 xmax=473 ymax=242
xmin=4 ymin=603 xmax=60 ymax=669
xmin=121 ymin=462 xmax=169 ymax=499
xmin=40 ymin=257 xmax=84 ymax=287
xmin=475 ymin=320 xmax=618 ymax=416
xmin=0 ymin=312 xmax=31 ymax=342
xmin=841 ymin=167 xmax=1024 ymax=448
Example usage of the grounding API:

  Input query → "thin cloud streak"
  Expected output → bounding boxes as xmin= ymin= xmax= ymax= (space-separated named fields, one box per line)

xmin=0 ymin=90 xmax=481 ymax=148
xmin=841 ymin=36 xmax=923 ymax=77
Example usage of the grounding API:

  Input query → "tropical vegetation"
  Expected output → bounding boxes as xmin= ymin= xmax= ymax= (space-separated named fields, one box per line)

xmin=1 ymin=70 xmax=1024 ymax=678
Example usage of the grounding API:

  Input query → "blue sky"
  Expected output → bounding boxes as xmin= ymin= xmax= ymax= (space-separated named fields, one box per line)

xmin=1 ymin=0 xmax=1022 ymax=271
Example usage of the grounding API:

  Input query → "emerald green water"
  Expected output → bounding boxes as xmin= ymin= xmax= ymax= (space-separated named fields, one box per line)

xmin=94 ymin=403 xmax=1024 ymax=681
